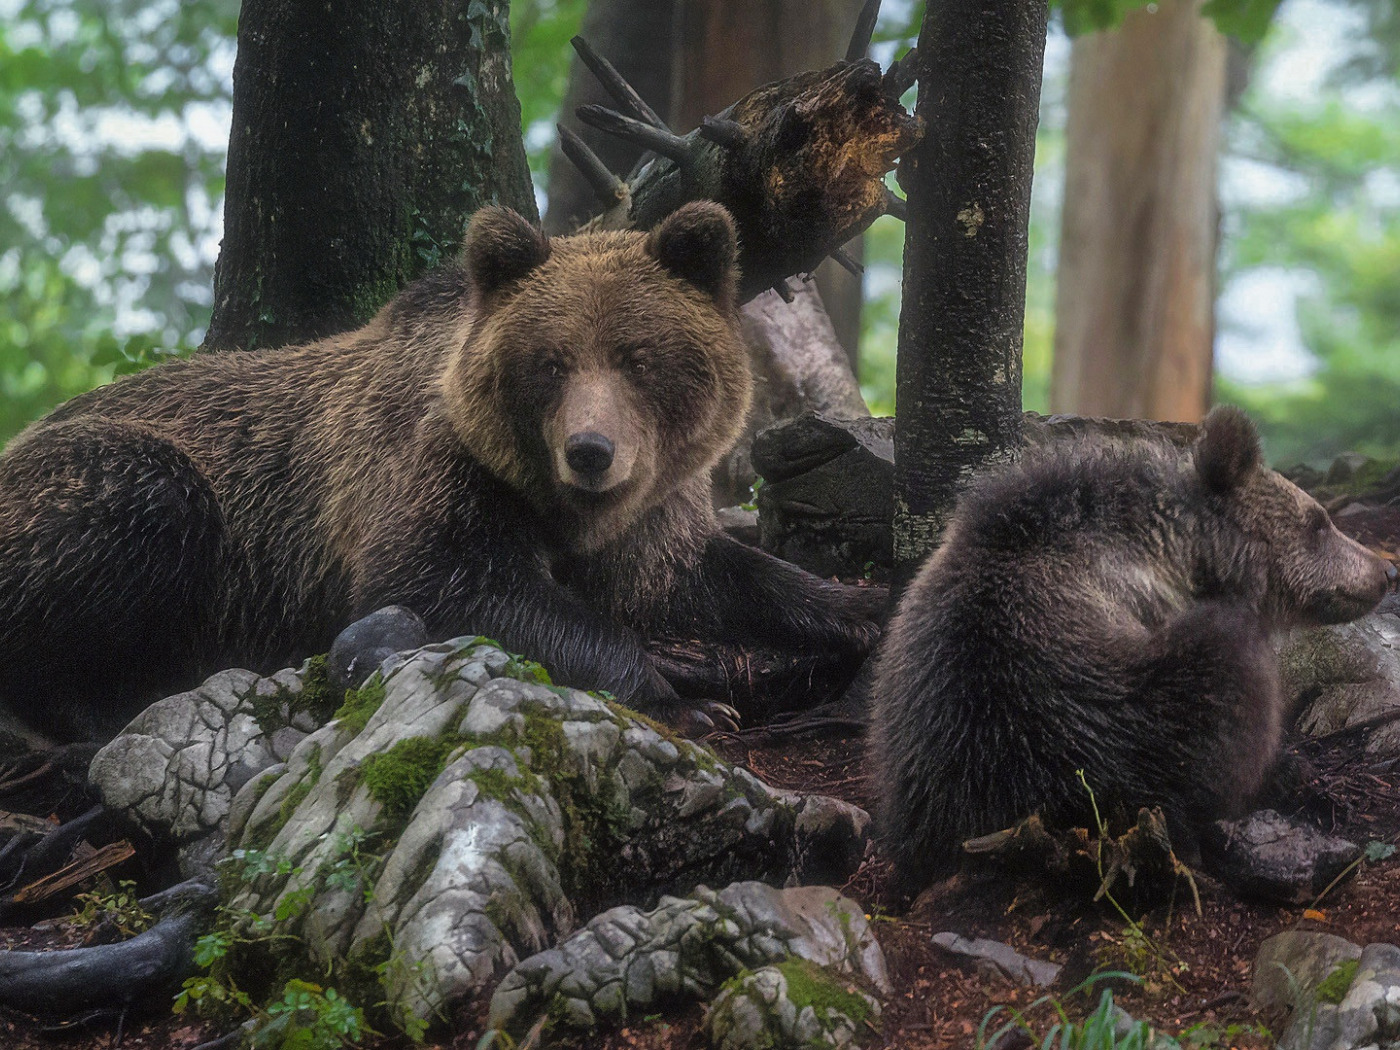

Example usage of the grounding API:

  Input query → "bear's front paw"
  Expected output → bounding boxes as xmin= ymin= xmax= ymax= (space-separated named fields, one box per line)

xmin=829 ymin=583 xmax=889 ymax=655
xmin=631 ymin=663 xmax=739 ymax=736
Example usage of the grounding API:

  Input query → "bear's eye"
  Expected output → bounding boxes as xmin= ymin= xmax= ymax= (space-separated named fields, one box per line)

xmin=631 ymin=361 xmax=647 ymax=376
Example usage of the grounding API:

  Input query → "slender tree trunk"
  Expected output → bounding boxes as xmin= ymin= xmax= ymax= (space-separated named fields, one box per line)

xmin=892 ymin=0 xmax=1048 ymax=579
xmin=671 ymin=0 xmax=865 ymax=366
xmin=1049 ymin=0 xmax=1227 ymax=423
xmin=542 ymin=0 xmax=678 ymax=235
xmin=206 ymin=0 xmax=536 ymax=352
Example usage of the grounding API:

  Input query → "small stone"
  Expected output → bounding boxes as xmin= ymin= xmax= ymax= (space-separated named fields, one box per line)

xmin=1202 ymin=810 xmax=1362 ymax=905
xmin=932 ymin=932 xmax=1062 ymax=989
xmin=327 ymin=605 xmax=429 ymax=689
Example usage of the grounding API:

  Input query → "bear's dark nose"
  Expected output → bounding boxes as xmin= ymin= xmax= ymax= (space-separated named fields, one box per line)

xmin=565 ymin=432 xmax=615 ymax=476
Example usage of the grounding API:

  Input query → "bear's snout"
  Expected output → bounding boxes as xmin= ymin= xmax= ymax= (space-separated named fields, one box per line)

xmin=550 ymin=370 xmax=642 ymax=496
xmin=565 ymin=432 xmax=615 ymax=476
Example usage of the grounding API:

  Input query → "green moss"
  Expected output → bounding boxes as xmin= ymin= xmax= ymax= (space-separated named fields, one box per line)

xmin=503 ymin=654 xmax=552 ymax=685
xmin=1316 ymin=958 xmax=1359 ymax=1005
xmin=467 ymin=765 xmax=535 ymax=802
xmin=334 ymin=672 xmax=387 ymax=734
xmin=361 ymin=736 xmax=458 ymax=819
xmin=249 ymin=654 xmax=341 ymax=735
xmin=771 ymin=959 xmax=873 ymax=1028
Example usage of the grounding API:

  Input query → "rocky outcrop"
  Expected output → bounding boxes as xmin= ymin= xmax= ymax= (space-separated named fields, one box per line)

xmin=487 ymin=881 xmax=887 ymax=1041
xmin=94 ymin=632 xmax=871 ymax=1035
xmin=1253 ymin=932 xmax=1400 ymax=1050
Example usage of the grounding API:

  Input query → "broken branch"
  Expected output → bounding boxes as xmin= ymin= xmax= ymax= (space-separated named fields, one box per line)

xmin=570 ymin=34 xmax=669 ymax=130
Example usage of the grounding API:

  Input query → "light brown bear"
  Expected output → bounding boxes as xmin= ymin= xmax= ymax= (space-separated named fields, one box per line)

xmin=868 ymin=407 xmax=1396 ymax=894
xmin=0 ymin=202 xmax=882 ymax=740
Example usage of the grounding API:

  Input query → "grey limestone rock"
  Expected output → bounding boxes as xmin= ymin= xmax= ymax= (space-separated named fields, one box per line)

xmin=1252 ymin=931 xmax=1366 ymax=1031
xmin=213 ymin=639 xmax=867 ymax=1033
xmin=1202 ymin=810 xmax=1361 ymax=906
xmin=1255 ymin=937 xmax=1400 ymax=1050
xmin=89 ymin=663 xmax=319 ymax=877
xmin=487 ymin=880 xmax=888 ymax=1039
xmin=1285 ymin=616 xmax=1400 ymax=761
xmin=931 ymin=932 xmax=1062 ymax=989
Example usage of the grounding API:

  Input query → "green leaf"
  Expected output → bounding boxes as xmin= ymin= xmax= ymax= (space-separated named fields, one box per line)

xmin=1364 ymin=841 xmax=1397 ymax=863
xmin=1201 ymin=0 xmax=1284 ymax=43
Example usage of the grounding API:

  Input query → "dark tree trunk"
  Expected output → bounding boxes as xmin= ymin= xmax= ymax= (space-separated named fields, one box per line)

xmin=891 ymin=0 xmax=1048 ymax=580
xmin=543 ymin=0 xmax=678 ymax=235
xmin=205 ymin=0 xmax=536 ymax=352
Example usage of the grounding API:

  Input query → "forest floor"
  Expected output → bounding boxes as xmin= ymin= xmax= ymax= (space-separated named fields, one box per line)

xmin=1 ymin=508 xmax=1397 ymax=1050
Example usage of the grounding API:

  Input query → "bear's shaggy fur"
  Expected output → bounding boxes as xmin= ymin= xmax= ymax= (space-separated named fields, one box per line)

xmin=868 ymin=407 xmax=1395 ymax=893
xmin=0 ymin=202 xmax=882 ymax=740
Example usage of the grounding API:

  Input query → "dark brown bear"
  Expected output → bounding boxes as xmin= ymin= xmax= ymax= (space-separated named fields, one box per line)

xmin=868 ymin=407 xmax=1396 ymax=894
xmin=0 ymin=202 xmax=881 ymax=741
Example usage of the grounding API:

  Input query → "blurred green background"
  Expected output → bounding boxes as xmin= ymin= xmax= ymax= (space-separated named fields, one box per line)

xmin=1 ymin=0 xmax=1397 ymax=467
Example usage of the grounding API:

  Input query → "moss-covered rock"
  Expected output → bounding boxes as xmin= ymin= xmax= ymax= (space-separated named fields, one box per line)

xmin=211 ymin=638 xmax=870 ymax=1036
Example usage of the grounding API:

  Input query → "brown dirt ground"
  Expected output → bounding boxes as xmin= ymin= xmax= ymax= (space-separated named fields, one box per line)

xmin=1 ymin=512 xmax=1398 ymax=1050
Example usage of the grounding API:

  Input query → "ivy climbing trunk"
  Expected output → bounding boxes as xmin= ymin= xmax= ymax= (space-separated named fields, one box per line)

xmin=891 ymin=0 xmax=1048 ymax=581
xmin=205 ymin=0 xmax=537 ymax=352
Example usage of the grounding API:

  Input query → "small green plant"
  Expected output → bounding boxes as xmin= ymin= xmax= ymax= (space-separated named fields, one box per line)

xmin=977 ymin=977 xmax=1167 ymax=1050
xmin=250 ymin=980 xmax=368 ymax=1050
xmin=1076 ymin=770 xmax=1190 ymax=990
xmin=69 ymin=880 xmax=153 ymax=938
xmin=1364 ymin=840 xmax=1396 ymax=863
xmin=174 ymin=847 xmax=374 ymax=1047
xmin=739 ymin=476 xmax=764 ymax=512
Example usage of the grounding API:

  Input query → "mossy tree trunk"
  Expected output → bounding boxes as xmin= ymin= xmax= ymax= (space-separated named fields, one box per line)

xmin=205 ymin=0 xmax=537 ymax=352
xmin=891 ymin=0 xmax=1048 ymax=582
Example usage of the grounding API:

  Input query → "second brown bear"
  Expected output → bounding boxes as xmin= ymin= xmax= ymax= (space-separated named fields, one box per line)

xmin=868 ymin=407 xmax=1395 ymax=894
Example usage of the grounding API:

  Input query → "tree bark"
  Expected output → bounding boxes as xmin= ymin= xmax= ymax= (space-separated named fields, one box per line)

xmin=671 ymin=0 xmax=866 ymax=365
xmin=1049 ymin=0 xmax=1227 ymax=423
xmin=891 ymin=0 xmax=1048 ymax=579
xmin=205 ymin=0 xmax=536 ymax=352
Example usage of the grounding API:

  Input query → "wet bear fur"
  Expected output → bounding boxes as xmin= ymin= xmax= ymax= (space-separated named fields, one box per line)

xmin=0 ymin=202 xmax=882 ymax=741
xmin=868 ymin=407 xmax=1395 ymax=894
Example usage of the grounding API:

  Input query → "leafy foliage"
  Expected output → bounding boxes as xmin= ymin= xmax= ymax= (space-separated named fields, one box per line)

xmin=1218 ymin=25 xmax=1400 ymax=465
xmin=0 ymin=0 xmax=236 ymax=445
xmin=510 ymin=0 xmax=588 ymax=193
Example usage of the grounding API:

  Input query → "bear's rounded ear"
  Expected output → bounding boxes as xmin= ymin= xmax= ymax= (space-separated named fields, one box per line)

xmin=1195 ymin=405 xmax=1262 ymax=492
xmin=464 ymin=206 xmax=550 ymax=297
xmin=646 ymin=201 xmax=739 ymax=307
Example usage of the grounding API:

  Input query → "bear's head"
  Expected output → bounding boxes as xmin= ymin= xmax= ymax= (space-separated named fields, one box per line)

xmin=443 ymin=202 xmax=752 ymax=551
xmin=1194 ymin=405 xmax=1396 ymax=625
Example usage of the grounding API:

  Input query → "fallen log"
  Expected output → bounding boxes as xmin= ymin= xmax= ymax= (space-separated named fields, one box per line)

xmin=0 ymin=909 xmax=205 ymax=1018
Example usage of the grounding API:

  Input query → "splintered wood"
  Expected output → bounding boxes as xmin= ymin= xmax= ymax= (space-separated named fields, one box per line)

xmin=566 ymin=39 xmax=921 ymax=301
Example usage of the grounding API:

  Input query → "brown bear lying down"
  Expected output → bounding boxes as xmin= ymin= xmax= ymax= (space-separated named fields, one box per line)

xmin=0 ymin=202 xmax=883 ymax=741
xmin=868 ymin=406 xmax=1397 ymax=894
